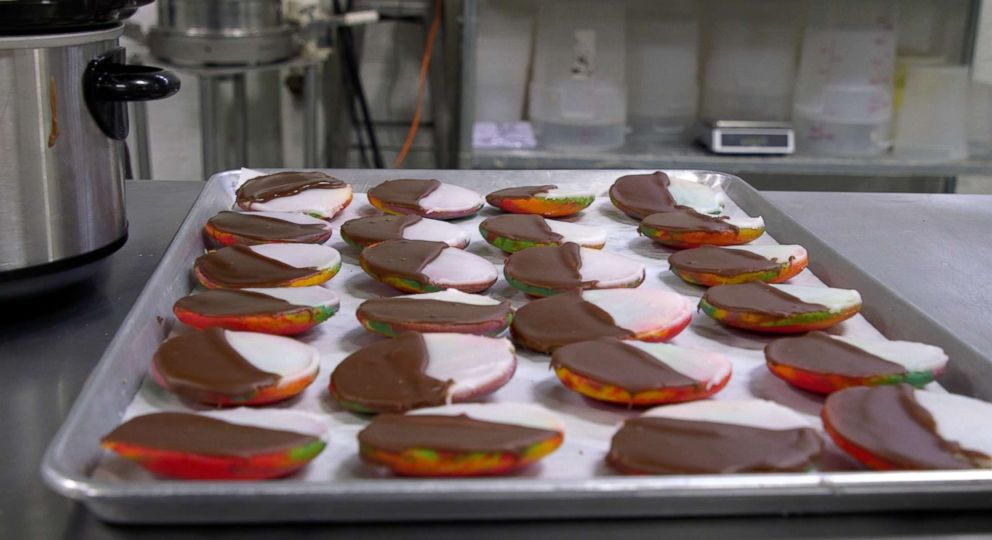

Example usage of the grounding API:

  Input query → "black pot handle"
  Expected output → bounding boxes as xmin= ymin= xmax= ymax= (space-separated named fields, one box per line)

xmin=84 ymin=48 xmax=181 ymax=140
xmin=91 ymin=64 xmax=181 ymax=102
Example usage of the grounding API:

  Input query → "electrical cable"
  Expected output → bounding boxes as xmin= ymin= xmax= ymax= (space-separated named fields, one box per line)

xmin=393 ymin=0 xmax=441 ymax=168
xmin=334 ymin=0 xmax=384 ymax=168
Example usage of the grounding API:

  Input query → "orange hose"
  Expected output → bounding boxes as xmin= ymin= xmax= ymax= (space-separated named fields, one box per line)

xmin=393 ymin=0 xmax=443 ymax=168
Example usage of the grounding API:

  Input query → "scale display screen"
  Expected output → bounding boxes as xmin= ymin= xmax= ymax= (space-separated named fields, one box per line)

xmin=720 ymin=132 xmax=791 ymax=148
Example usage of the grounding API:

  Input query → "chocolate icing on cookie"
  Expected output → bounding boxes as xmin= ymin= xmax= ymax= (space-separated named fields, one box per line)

xmin=504 ymin=242 xmax=592 ymax=290
xmin=341 ymin=214 xmax=422 ymax=246
xmin=825 ymin=385 xmax=976 ymax=469
xmin=236 ymin=171 xmax=347 ymax=204
xmin=642 ymin=208 xmax=739 ymax=234
xmin=481 ymin=214 xmax=563 ymax=243
xmin=551 ymin=338 xmax=696 ymax=392
xmin=704 ymin=282 xmax=827 ymax=317
xmin=196 ymin=245 xmax=315 ymax=287
xmin=359 ymin=414 xmax=557 ymax=455
xmin=358 ymin=297 xmax=511 ymax=326
xmin=511 ymin=291 xmax=631 ymax=352
xmin=369 ymin=179 xmax=442 ymax=209
xmin=765 ymin=332 xmax=906 ymax=377
xmin=331 ymin=332 xmax=452 ymax=413
xmin=153 ymin=328 xmax=280 ymax=400
xmin=668 ymin=246 xmax=781 ymax=277
xmin=609 ymin=172 xmax=678 ymax=218
xmin=102 ymin=412 xmax=317 ymax=457
xmin=361 ymin=239 xmax=447 ymax=284
xmin=487 ymin=185 xmax=556 ymax=203
xmin=207 ymin=211 xmax=330 ymax=244
xmin=175 ymin=289 xmax=299 ymax=317
xmin=608 ymin=416 xmax=822 ymax=474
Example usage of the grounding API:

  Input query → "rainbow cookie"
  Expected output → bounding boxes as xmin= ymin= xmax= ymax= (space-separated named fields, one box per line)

xmin=329 ymin=332 xmax=516 ymax=414
xmin=485 ymin=185 xmax=595 ymax=217
xmin=340 ymin=214 xmax=470 ymax=249
xmin=765 ymin=332 xmax=949 ymax=394
xmin=235 ymin=169 xmax=353 ymax=220
xmin=511 ymin=288 xmax=693 ymax=354
xmin=700 ymin=282 xmax=862 ymax=333
xmin=358 ymin=403 xmax=564 ymax=477
xmin=668 ymin=245 xmax=808 ymax=286
xmin=551 ymin=338 xmax=732 ymax=406
xmin=100 ymin=410 xmax=327 ymax=480
xmin=356 ymin=289 xmax=512 ymax=337
xmin=367 ymin=178 xmax=484 ymax=220
xmin=823 ymin=384 xmax=992 ymax=470
xmin=151 ymin=327 xmax=320 ymax=406
xmin=639 ymin=208 xmax=765 ymax=249
xmin=174 ymin=286 xmax=339 ymax=335
xmin=194 ymin=244 xmax=341 ymax=289
xmin=359 ymin=239 xmax=498 ymax=294
xmin=203 ymin=211 xmax=333 ymax=248
xmin=503 ymin=242 xmax=644 ymax=297
xmin=479 ymin=214 xmax=606 ymax=253
xmin=609 ymin=171 xmax=724 ymax=219
xmin=608 ymin=400 xmax=823 ymax=474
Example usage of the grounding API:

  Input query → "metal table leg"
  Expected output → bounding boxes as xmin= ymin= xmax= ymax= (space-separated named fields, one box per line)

xmin=303 ymin=63 xmax=320 ymax=168
xmin=233 ymin=73 xmax=249 ymax=167
xmin=198 ymin=75 xmax=218 ymax=178
xmin=131 ymin=100 xmax=152 ymax=179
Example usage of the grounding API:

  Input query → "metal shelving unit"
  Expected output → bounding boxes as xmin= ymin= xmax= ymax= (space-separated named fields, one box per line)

xmin=472 ymin=144 xmax=992 ymax=177
xmin=457 ymin=0 xmax=991 ymax=190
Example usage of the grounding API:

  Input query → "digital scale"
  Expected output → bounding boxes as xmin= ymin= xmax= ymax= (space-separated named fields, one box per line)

xmin=697 ymin=120 xmax=795 ymax=155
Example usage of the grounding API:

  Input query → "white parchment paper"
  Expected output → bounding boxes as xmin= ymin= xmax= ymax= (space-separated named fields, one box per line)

xmin=94 ymin=180 xmax=882 ymax=482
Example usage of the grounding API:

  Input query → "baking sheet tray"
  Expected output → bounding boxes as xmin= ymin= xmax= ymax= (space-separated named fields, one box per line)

xmin=42 ymin=170 xmax=992 ymax=523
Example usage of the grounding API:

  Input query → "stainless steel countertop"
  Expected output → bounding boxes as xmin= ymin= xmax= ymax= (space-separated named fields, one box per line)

xmin=3 ymin=181 xmax=992 ymax=539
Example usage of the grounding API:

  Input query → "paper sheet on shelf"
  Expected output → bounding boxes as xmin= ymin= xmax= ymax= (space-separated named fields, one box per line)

xmin=95 ymin=180 xmax=882 ymax=483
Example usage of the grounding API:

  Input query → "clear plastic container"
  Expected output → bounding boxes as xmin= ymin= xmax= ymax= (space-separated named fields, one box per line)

xmin=700 ymin=0 xmax=800 ymax=122
xmin=528 ymin=0 xmax=626 ymax=151
xmin=626 ymin=0 xmax=698 ymax=142
xmin=792 ymin=0 xmax=898 ymax=156
xmin=893 ymin=65 xmax=969 ymax=160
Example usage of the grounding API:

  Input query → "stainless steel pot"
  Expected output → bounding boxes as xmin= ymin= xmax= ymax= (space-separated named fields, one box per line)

xmin=0 ymin=24 xmax=179 ymax=294
xmin=149 ymin=0 xmax=298 ymax=66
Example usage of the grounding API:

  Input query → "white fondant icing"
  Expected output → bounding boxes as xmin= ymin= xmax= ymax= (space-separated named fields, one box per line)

xmin=421 ymin=247 xmax=498 ymax=286
xmin=200 ymin=408 xmax=328 ymax=438
xmin=576 ymin=247 xmax=645 ymax=288
xmin=237 ymin=169 xmax=352 ymax=218
xmin=417 ymin=183 xmax=484 ymax=213
xmin=729 ymin=244 xmax=807 ymax=263
xmin=624 ymin=341 xmax=733 ymax=389
xmin=582 ymin=289 xmax=693 ymax=333
xmin=243 ymin=286 xmax=340 ymax=309
xmin=913 ymin=389 xmax=992 ymax=458
xmin=769 ymin=284 xmax=862 ymax=313
xmin=538 ymin=187 xmax=596 ymax=200
xmin=642 ymin=399 xmax=814 ymax=431
xmin=545 ymin=220 xmax=608 ymax=247
xmin=390 ymin=289 xmax=502 ymax=306
xmin=237 ymin=211 xmax=332 ymax=228
xmin=668 ymin=178 xmax=725 ymax=215
xmin=421 ymin=334 xmax=516 ymax=400
xmin=402 ymin=217 xmax=471 ymax=247
xmin=826 ymin=335 xmax=948 ymax=373
xmin=224 ymin=330 xmax=320 ymax=378
xmin=726 ymin=215 xmax=765 ymax=230
xmin=408 ymin=402 xmax=565 ymax=433
xmin=249 ymin=243 xmax=341 ymax=271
